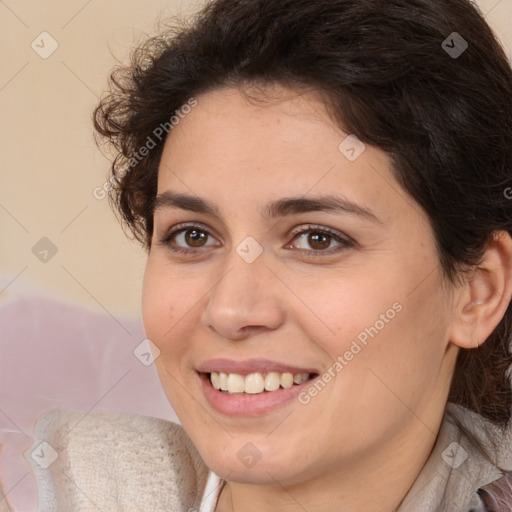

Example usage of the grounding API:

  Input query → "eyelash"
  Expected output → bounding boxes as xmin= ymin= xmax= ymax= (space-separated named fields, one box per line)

xmin=157 ymin=223 xmax=355 ymax=258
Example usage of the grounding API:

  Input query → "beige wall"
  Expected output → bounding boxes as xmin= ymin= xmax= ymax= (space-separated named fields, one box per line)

xmin=1 ymin=0 xmax=511 ymax=318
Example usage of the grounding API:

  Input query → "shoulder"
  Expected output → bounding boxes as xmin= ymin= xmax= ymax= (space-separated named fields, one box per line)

xmin=25 ymin=408 xmax=209 ymax=512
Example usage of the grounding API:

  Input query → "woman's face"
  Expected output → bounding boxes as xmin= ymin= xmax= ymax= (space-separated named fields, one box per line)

xmin=142 ymin=85 xmax=459 ymax=486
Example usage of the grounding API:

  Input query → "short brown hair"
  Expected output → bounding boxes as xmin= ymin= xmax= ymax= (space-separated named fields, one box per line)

xmin=94 ymin=0 xmax=512 ymax=425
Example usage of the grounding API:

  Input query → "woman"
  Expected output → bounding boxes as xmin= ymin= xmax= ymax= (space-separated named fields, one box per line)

xmin=25 ymin=0 xmax=512 ymax=510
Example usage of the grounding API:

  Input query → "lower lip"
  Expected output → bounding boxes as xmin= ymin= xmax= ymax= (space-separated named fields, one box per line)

xmin=199 ymin=372 xmax=316 ymax=416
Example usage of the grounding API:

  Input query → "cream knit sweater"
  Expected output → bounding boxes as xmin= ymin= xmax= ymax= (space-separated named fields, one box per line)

xmin=17 ymin=402 xmax=512 ymax=511
xmin=25 ymin=409 xmax=210 ymax=512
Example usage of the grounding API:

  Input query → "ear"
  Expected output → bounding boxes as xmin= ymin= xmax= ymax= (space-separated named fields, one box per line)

xmin=449 ymin=231 xmax=512 ymax=349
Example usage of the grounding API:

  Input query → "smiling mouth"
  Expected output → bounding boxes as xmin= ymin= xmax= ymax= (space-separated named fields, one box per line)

xmin=206 ymin=371 xmax=318 ymax=395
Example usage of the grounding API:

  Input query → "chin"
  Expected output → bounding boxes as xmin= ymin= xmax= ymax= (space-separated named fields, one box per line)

xmin=200 ymin=442 xmax=308 ymax=485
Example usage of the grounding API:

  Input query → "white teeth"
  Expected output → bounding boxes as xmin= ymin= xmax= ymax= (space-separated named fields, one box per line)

xmin=227 ymin=373 xmax=245 ymax=393
xmin=244 ymin=373 xmax=265 ymax=394
xmin=209 ymin=371 xmax=312 ymax=394
xmin=211 ymin=372 xmax=221 ymax=390
xmin=264 ymin=372 xmax=281 ymax=391
xmin=219 ymin=372 xmax=229 ymax=391
xmin=280 ymin=373 xmax=294 ymax=389
xmin=294 ymin=373 xmax=310 ymax=384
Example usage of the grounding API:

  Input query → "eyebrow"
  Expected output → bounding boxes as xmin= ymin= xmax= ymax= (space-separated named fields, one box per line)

xmin=153 ymin=191 xmax=382 ymax=224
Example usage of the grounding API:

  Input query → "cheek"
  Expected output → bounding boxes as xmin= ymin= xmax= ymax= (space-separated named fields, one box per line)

xmin=141 ymin=261 xmax=166 ymax=343
xmin=296 ymin=271 xmax=402 ymax=354
xmin=141 ymin=258 xmax=189 ymax=361
xmin=141 ymin=258 xmax=199 ymax=414
xmin=302 ymin=266 xmax=450 ymax=408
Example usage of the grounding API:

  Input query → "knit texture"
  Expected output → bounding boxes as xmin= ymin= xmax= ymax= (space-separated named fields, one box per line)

xmin=23 ymin=404 xmax=512 ymax=511
xmin=24 ymin=409 xmax=209 ymax=512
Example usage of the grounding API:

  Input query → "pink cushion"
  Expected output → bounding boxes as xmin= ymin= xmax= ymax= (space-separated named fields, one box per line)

xmin=0 ymin=294 xmax=177 ymax=512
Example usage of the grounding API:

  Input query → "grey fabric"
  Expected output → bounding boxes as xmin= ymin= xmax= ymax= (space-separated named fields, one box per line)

xmin=25 ymin=401 xmax=511 ymax=511
xmin=399 ymin=404 xmax=508 ymax=511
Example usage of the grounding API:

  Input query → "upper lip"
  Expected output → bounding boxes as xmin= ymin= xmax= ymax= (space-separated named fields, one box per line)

xmin=197 ymin=358 xmax=319 ymax=375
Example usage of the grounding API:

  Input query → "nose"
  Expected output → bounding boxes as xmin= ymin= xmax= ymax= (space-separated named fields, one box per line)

xmin=200 ymin=249 xmax=286 ymax=341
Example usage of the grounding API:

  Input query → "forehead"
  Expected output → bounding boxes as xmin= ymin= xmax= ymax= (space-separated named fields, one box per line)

xmin=156 ymin=86 xmax=416 ymax=224
xmin=162 ymin=86 xmax=336 ymax=155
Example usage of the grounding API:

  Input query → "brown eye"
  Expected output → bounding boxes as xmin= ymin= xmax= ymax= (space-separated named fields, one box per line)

xmin=288 ymin=225 xmax=354 ymax=255
xmin=184 ymin=229 xmax=208 ymax=247
xmin=307 ymin=232 xmax=332 ymax=250
xmin=159 ymin=224 xmax=220 ymax=252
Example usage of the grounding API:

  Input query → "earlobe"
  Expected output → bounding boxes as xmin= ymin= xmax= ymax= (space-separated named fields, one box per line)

xmin=449 ymin=231 xmax=512 ymax=350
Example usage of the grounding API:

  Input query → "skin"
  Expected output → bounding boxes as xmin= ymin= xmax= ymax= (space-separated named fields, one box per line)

xmin=141 ymin=84 xmax=512 ymax=512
